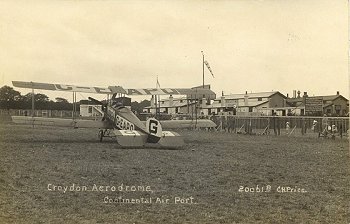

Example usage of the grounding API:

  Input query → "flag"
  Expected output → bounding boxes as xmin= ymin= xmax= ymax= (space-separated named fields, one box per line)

xmin=156 ymin=76 xmax=161 ymax=88
xmin=204 ymin=60 xmax=214 ymax=78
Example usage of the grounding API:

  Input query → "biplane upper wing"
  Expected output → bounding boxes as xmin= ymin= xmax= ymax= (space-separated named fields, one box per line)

xmin=12 ymin=81 xmax=216 ymax=99
xmin=125 ymin=88 xmax=216 ymax=99
xmin=12 ymin=81 xmax=121 ymax=94
xmin=11 ymin=116 xmax=114 ymax=129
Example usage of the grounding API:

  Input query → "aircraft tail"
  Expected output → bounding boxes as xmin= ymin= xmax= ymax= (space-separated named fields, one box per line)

xmin=145 ymin=118 xmax=184 ymax=147
xmin=145 ymin=118 xmax=163 ymax=143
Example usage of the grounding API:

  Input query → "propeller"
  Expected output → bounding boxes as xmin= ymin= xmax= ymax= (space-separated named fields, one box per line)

xmin=88 ymin=97 xmax=106 ymax=106
xmin=88 ymin=97 xmax=108 ymax=120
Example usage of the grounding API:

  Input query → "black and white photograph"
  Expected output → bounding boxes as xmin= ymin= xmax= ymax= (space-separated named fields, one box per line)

xmin=0 ymin=1 xmax=348 ymax=223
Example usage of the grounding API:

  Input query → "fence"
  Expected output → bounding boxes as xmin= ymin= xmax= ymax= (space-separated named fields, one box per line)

xmin=210 ymin=115 xmax=349 ymax=137
xmin=1 ymin=109 xmax=349 ymax=137
xmin=0 ymin=109 xmax=79 ymax=118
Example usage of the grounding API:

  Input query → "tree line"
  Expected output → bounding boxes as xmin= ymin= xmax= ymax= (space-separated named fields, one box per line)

xmin=0 ymin=85 xmax=74 ymax=110
xmin=0 ymin=85 xmax=150 ymax=112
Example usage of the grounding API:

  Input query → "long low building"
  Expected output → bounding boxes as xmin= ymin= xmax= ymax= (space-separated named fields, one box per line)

xmin=144 ymin=91 xmax=288 ymax=116
xmin=202 ymin=91 xmax=288 ymax=116
xmin=143 ymin=90 xmax=349 ymax=117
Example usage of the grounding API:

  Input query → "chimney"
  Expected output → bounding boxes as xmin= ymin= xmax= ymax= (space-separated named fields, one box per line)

xmin=220 ymin=96 xmax=226 ymax=107
xmin=297 ymin=90 xmax=301 ymax=98
xmin=337 ymin=91 xmax=339 ymax=95
xmin=293 ymin=90 xmax=296 ymax=98
xmin=202 ymin=98 xmax=207 ymax=108
xmin=244 ymin=91 xmax=249 ymax=106
xmin=303 ymin=92 xmax=308 ymax=97
xmin=287 ymin=93 xmax=289 ymax=98
xmin=169 ymin=95 xmax=174 ymax=107
xmin=151 ymin=95 xmax=155 ymax=107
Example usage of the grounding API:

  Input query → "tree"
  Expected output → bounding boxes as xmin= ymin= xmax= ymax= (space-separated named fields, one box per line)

xmin=54 ymin=97 xmax=72 ymax=110
xmin=35 ymin=93 xmax=50 ymax=103
xmin=140 ymin=99 xmax=151 ymax=109
xmin=21 ymin=93 xmax=34 ymax=109
xmin=0 ymin=85 xmax=21 ymax=109
xmin=22 ymin=93 xmax=50 ymax=109
xmin=131 ymin=99 xmax=150 ymax=113
xmin=55 ymin=97 xmax=69 ymax=103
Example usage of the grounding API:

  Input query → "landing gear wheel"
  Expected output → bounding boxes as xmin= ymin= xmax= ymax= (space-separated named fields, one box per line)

xmin=98 ymin=130 xmax=104 ymax=142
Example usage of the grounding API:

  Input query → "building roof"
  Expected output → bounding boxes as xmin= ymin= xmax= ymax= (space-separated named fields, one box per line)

xmin=201 ymin=103 xmax=222 ymax=109
xmin=201 ymin=100 xmax=269 ymax=109
xmin=319 ymin=95 xmax=348 ymax=101
xmin=286 ymin=94 xmax=349 ymax=103
xmin=219 ymin=91 xmax=286 ymax=100
xmin=323 ymin=103 xmax=334 ymax=108
xmin=239 ymin=101 xmax=269 ymax=107
xmin=145 ymin=99 xmax=196 ymax=109
xmin=286 ymin=98 xmax=303 ymax=103
xmin=79 ymin=100 xmax=101 ymax=105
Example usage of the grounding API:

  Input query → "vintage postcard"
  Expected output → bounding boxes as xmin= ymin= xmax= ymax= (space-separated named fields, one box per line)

xmin=0 ymin=1 xmax=348 ymax=223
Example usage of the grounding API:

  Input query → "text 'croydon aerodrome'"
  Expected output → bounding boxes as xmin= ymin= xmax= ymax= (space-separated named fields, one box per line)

xmin=47 ymin=183 xmax=153 ymax=193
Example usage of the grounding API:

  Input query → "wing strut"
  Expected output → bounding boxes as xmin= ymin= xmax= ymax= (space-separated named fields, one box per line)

xmin=72 ymin=91 xmax=77 ymax=127
xmin=31 ymin=84 xmax=35 ymax=128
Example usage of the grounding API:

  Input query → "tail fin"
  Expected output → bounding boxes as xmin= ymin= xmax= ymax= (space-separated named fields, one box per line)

xmin=145 ymin=118 xmax=162 ymax=143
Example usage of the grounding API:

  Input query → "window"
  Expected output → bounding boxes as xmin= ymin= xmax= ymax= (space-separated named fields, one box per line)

xmin=88 ymin=106 xmax=92 ymax=113
xmin=249 ymin=107 xmax=253 ymax=112
xmin=258 ymin=97 xmax=262 ymax=101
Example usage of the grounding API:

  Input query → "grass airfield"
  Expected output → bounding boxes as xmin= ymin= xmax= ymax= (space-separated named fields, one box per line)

xmin=0 ymin=119 xmax=349 ymax=224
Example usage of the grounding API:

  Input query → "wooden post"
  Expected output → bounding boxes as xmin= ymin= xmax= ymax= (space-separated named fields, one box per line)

xmin=31 ymin=84 xmax=35 ymax=128
xmin=201 ymin=51 xmax=205 ymax=88
xmin=31 ymin=86 xmax=34 ymax=117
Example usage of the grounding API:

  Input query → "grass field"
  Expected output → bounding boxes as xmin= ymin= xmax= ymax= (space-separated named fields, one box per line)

xmin=0 ymin=118 xmax=349 ymax=223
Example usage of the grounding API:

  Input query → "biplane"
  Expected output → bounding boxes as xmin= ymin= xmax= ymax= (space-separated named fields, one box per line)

xmin=11 ymin=81 xmax=217 ymax=147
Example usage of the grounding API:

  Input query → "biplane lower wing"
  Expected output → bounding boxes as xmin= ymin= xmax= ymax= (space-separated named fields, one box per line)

xmin=12 ymin=116 xmax=216 ymax=130
xmin=158 ymin=119 xmax=216 ymax=129
xmin=11 ymin=116 xmax=113 ymax=129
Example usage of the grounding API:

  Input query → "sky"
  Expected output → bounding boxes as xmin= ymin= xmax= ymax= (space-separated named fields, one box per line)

xmin=0 ymin=0 xmax=348 ymax=102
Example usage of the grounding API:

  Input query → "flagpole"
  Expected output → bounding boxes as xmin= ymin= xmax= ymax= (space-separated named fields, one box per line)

xmin=156 ymin=76 xmax=160 ymax=118
xmin=201 ymin=51 xmax=204 ymax=88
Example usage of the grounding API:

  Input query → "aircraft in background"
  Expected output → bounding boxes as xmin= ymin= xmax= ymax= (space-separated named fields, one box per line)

xmin=11 ymin=81 xmax=217 ymax=147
